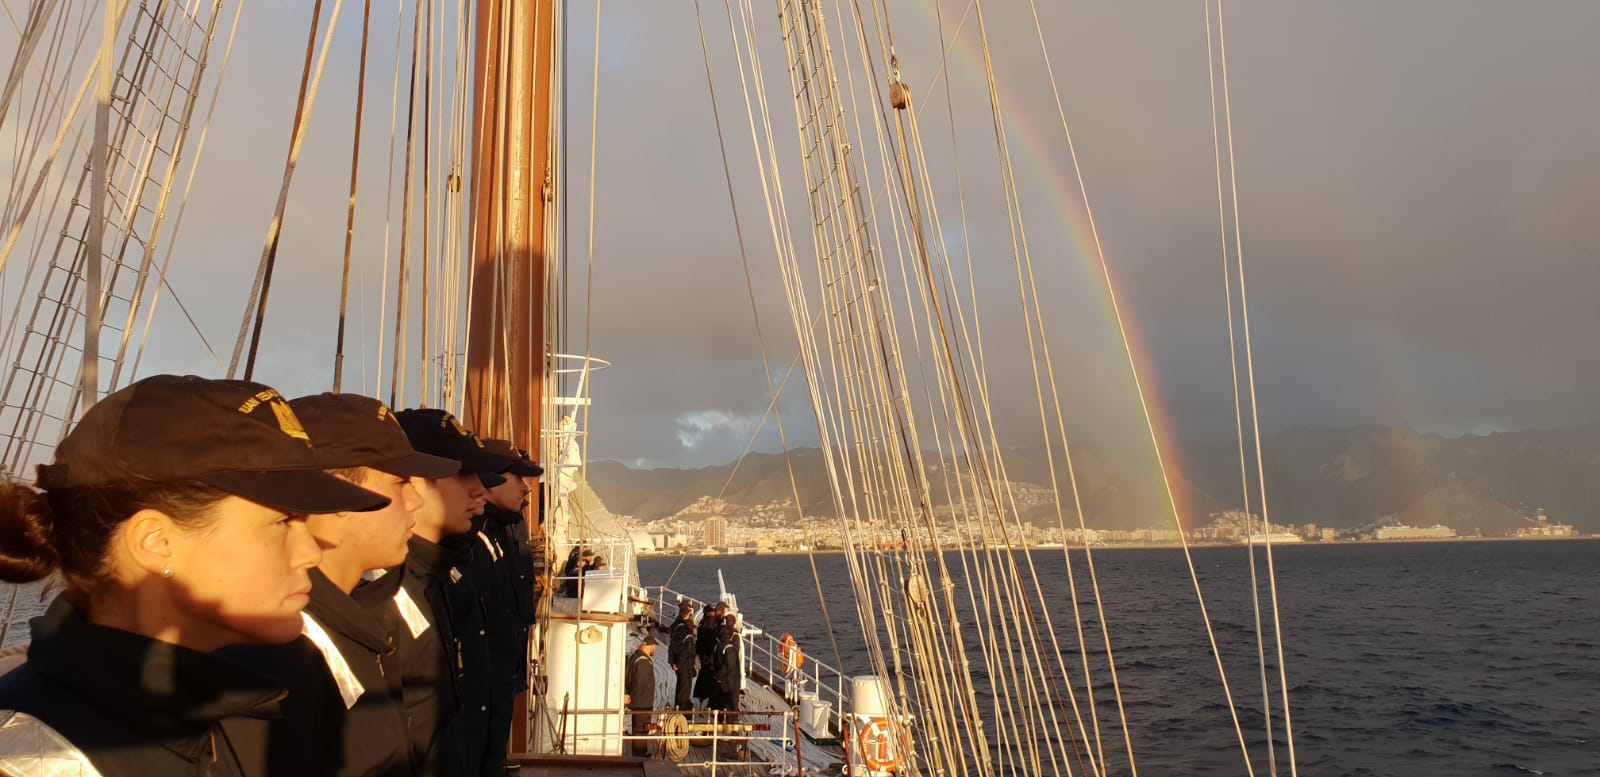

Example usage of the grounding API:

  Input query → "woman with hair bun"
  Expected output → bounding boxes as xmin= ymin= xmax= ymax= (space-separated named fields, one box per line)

xmin=0 ymin=375 xmax=390 ymax=776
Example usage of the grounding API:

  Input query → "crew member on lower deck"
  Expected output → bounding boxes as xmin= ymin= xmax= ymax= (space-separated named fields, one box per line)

xmin=625 ymin=636 xmax=658 ymax=757
xmin=668 ymin=600 xmax=699 ymax=710
xmin=693 ymin=602 xmax=722 ymax=706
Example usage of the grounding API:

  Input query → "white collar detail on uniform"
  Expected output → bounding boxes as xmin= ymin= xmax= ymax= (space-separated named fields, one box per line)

xmin=301 ymin=613 xmax=366 ymax=709
xmin=476 ymin=531 xmax=502 ymax=561
xmin=393 ymin=586 xmax=432 ymax=640
xmin=0 ymin=710 xmax=104 ymax=777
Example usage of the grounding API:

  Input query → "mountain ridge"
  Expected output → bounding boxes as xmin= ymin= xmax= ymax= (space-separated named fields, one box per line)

xmin=587 ymin=423 xmax=1600 ymax=533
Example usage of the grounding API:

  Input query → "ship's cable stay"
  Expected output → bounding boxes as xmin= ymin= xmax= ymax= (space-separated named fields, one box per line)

xmin=431 ymin=0 xmax=471 ymax=410
xmin=696 ymin=0 xmax=864 ymax=680
xmin=835 ymin=0 xmax=1109 ymax=772
xmin=0 ymin=0 xmax=223 ymax=479
xmin=765 ymin=0 xmax=922 ymax=759
xmin=103 ymin=0 xmax=232 ymax=399
xmin=919 ymin=4 xmax=1108 ymax=765
xmin=877 ymin=1 xmax=1116 ymax=771
xmin=127 ymin=0 xmax=251 ymax=384
xmin=816 ymin=11 xmax=1018 ymax=770
xmin=373 ymin=0 xmax=406 ymax=399
xmin=1 ymin=0 xmax=95 ymax=245
xmin=333 ymin=0 xmax=376 ymax=392
xmin=711 ymin=0 xmax=1304 ymax=774
xmin=386 ymin=0 xmax=423 ymax=406
xmin=229 ymin=0 xmax=347 ymax=381
xmin=0 ymin=0 xmax=91 ymax=220
xmin=959 ymin=1 xmax=1146 ymax=772
xmin=0 ymin=3 xmax=97 ymax=287
xmin=1204 ymin=2 xmax=1299 ymax=774
xmin=869 ymin=4 xmax=1117 ymax=772
xmin=1203 ymin=3 xmax=1276 ymax=773
xmin=0 ymin=0 xmax=68 ymax=138
xmin=416 ymin=0 xmax=433 ymax=402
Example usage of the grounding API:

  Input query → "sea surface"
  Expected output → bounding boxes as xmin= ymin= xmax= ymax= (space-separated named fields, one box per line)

xmin=642 ymin=540 xmax=1599 ymax=777
xmin=1 ymin=541 xmax=1590 ymax=774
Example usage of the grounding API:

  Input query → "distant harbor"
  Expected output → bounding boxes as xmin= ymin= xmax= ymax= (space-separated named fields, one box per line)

xmin=635 ymin=532 xmax=1595 ymax=557
xmin=631 ymin=504 xmax=1585 ymax=556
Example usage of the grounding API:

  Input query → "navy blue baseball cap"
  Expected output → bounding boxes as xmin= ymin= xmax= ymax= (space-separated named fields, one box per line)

xmin=40 ymin=375 xmax=390 ymax=514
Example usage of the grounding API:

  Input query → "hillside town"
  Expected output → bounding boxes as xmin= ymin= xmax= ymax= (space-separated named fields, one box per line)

xmin=625 ymin=496 xmax=1584 ymax=555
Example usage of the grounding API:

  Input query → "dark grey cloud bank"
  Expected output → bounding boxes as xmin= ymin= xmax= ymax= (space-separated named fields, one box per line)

xmin=41 ymin=1 xmax=1597 ymax=468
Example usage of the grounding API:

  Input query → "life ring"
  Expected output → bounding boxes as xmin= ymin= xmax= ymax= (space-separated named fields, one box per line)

xmin=857 ymin=718 xmax=901 ymax=772
xmin=779 ymin=632 xmax=805 ymax=674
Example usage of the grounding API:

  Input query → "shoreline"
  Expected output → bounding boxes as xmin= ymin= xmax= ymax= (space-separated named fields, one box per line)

xmin=637 ymin=534 xmax=1597 ymax=558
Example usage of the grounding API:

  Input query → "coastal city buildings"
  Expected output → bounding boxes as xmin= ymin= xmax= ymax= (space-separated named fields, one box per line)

xmin=626 ymin=497 xmax=1587 ymax=554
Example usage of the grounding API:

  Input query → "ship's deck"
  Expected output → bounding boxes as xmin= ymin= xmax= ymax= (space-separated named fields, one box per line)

xmin=512 ymin=753 xmax=685 ymax=776
xmin=637 ymin=625 xmax=849 ymax=776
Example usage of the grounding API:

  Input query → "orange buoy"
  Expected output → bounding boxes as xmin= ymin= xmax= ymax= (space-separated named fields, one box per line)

xmin=779 ymin=632 xmax=806 ymax=674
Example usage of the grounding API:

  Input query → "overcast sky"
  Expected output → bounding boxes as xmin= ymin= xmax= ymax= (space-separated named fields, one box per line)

xmin=5 ymin=1 xmax=1597 ymax=469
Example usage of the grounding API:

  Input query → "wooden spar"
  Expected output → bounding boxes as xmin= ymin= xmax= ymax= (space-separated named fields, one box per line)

xmin=465 ymin=0 xmax=553 ymax=449
xmin=466 ymin=0 xmax=555 ymax=756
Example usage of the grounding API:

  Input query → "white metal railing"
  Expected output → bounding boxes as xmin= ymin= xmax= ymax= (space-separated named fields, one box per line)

xmin=551 ymin=536 xmax=639 ymax=613
xmin=557 ymin=706 xmax=802 ymax=774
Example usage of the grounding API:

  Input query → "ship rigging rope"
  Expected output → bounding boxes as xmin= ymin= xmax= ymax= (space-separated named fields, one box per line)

xmin=926 ymin=1 xmax=1103 ymax=768
xmin=0 ymin=16 xmax=96 ymax=282
xmin=839 ymin=8 xmax=1028 ymax=772
xmin=745 ymin=2 xmax=973 ymax=771
xmin=773 ymin=2 xmax=994 ymax=772
xmin=374 ymin=0 xmax=405 ymax=399
xmin=1206 ymin=2 xmax=1298 ymax=773
xmin=845 ymin=0 xmax=1101 ymax=771
xmin=889 ymin=8 xmax=1102 ymax=773
xmin=332 ymin=0 xmax=375 ymax=392
xmin=109 ymin=0 xmax=233 ymax=395
xmin=127 ymin=0 xmax=251 ymax=381
xmin=0 ymin=0 xmax=92 ymax=230
xmin=1 ymin=0 xmax=221 ymax=468
xmin=688 ymin=0 xmax=851 ymax=680
xmin=388 ymin=0 xmax=424 ymax=407
xmin=724 ymin=0 xmax=885 ymax=694
xmin=1203 ymin=2 xmax=1275 ymax=772
xmin=230 ymin=0 xmax=347 ymax=381
xmin=718 ymin=0 xmax=1293 ymax=774
xmin=579 ymin=0 xmax=601 ymax=447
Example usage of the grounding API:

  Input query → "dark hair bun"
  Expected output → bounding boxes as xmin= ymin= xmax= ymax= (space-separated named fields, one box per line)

xmin=0 ymin=483 xmax=61 ymax=583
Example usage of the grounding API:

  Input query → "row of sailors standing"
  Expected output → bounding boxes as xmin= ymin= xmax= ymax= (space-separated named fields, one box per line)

xmin=0 ymin=374 xmax=544 ymax=776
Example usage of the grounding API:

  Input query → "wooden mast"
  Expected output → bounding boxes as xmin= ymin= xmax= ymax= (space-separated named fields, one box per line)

xmin=465 ymin=0 xmax=554 ymax=450
xmin=466 ymin=0 xmax=556 ymax=756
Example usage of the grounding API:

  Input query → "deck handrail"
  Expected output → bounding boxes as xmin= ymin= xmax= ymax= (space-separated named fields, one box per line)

xmin=649 ymin=586 xmax=849 ymax=738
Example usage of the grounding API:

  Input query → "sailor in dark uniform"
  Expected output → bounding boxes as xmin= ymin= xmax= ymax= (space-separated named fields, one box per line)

xmin=692 ymin=603 xmax=721 ymax=706
xmin=221 ymin=392 xmax=462 ymax=777
xmin=624 ymin=636 xmax=659 ymax=757
xmin=466 ymin=437 xmax=543 ymax=773
xmin=713 ymin=624 xmax=743 ymax=714
xmin=0 ymin=375 xmax=390 ymax=776
xmin=356 ymin=408 xmax=513 ymax=777
xmin=667 ymin=600 xmax=699 ymax=710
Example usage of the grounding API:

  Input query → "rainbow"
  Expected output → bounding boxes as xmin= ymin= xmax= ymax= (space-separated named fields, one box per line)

xmin=901 ymin=0 xmax=1196 ymax=532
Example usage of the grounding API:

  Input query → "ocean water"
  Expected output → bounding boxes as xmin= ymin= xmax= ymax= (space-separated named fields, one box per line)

xmin=642 ymin=540 xmax=1599 ymax=777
